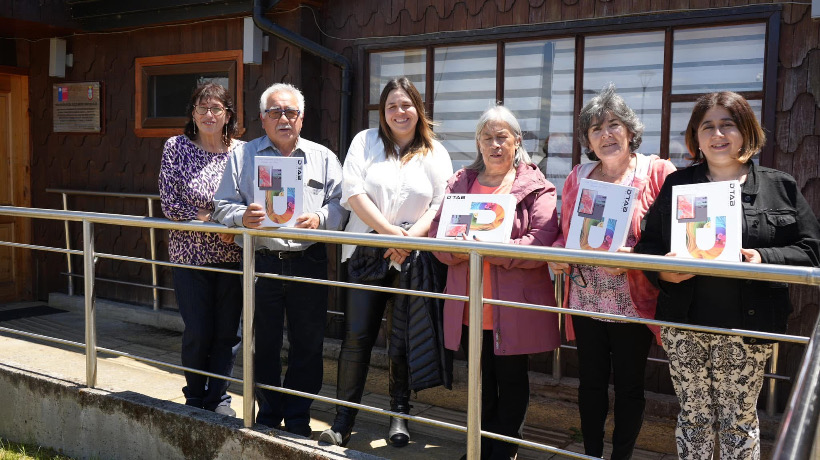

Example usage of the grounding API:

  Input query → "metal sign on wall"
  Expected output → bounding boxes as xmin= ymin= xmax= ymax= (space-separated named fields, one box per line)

xmin=52 ymin=82 xmax=103 ymax=133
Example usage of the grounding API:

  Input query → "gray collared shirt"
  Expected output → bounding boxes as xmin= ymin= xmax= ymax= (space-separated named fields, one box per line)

xmin=212 ymin=135 xmax=347 ymax=251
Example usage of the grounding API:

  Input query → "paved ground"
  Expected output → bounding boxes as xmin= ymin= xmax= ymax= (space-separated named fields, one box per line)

xmin=0 ymin=301 xmax=681 ymax=459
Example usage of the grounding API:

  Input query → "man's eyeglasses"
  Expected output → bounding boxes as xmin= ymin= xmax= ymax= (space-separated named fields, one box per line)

xmin=194 ymin=105 xmax=226 ymax=116
xmin=568 ymin=265 xmax=587 ymax=288
xmin=264 ymin=108 xmax=301 ymax=121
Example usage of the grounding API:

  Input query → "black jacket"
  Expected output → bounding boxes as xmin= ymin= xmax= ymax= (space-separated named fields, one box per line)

xmin=390 ymin=250 xmax=452 ymax=391
xmin=634 ymin=162 xmax=820 ymax=342
xmin=349 ymin=245 xmax=452 ymax=391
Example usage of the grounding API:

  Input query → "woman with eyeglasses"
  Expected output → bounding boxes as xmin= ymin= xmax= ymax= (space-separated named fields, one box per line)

xmin=548 ymin=84 xmax=675 ymax=460
xmin=320 ymin=77 xmax=453 ymax=448
xmin=159 ymin=82 xmax=244 ymax=417
xmin=634 ymin=92 xmax=820 ymax=459
xmin=429 ymin=105 xmax=562 ymax=460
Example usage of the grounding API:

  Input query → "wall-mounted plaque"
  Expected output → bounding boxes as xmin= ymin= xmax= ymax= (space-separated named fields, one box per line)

xmin=53 ymin=82 xmax=103 ymax=133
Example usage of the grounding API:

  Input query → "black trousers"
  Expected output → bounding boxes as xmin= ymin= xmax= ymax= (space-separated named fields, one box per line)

xmin=172 ymin=262 xmax=242 ymax=411
xmin=334 ymin=269 xmax=409 ymax=420
xmin=572 ymin=315 xmax=653 ymax=460
xmin=461 ymin=326 xmax=530 ymax=460
xmin=254 ymin=243 xmax=328 ymax=430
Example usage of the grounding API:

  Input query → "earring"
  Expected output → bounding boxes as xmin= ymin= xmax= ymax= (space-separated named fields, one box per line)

xmin=193 ymin=123 xmax=197 ymax=135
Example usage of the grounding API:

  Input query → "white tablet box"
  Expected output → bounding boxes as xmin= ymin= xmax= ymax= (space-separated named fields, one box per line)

xmin=253 ymin=156 xmax=304 ymax=227
xmin=435 ymin=194 xmax=517 ymax=243
xmin=670 ymin=180 xmax=742 ymax=261
xmin=566 ymin=178 xmax=638 ymax=252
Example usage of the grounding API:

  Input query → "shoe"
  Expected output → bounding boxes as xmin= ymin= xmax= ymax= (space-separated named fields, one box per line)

xmin=388 ymin=415 xmax=410 ymax=447
xmin=387 ymin=397 xmax=412 ymax=447
xmin=286 ymin=424 xmax=312 ymax=438
xmin=319 ymin=428 xmax=351 ymax=447
xmin=319 ymin=411 xmax=354 ymax=447
xmin=387 ymin=358 xmax=412 ymax=448
xmin=213 ymin=405 xmax=236 ymax=417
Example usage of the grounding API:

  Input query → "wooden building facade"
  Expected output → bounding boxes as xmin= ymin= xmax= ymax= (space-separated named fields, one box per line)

xmin=2 ymin=0 xmax=819 ymax=406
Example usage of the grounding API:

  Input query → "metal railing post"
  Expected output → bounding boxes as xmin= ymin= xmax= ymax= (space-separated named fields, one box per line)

xmin=767 ymin=343 xmax=779 ymax=417
xmin=466 ymin=251 xmax=484 ymax=460
xmin=82 ymin=219 xmax=97 ymax=388
xmin=813 ymin=418 xmax=820 ymax=459
xmin=62 ymin=193 xmax=74 ymax=296
xmin=773 ymin=314 xmax=820 ymax=459
xmin=242 ymin=233 xmax=256 ymax=428
xmin=147 ymin=198 xmax=159 ymax=310
xmin=553 ymin=274 xmax=563 ymax=380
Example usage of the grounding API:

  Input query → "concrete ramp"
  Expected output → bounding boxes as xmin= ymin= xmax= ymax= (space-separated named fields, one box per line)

xmin=0 ymin=362 xmax=379 ymax=460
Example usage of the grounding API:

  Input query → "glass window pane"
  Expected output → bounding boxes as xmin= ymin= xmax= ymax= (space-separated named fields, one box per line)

xmin=668 ymin=99 xmax=762 ymax=169
xmin=583 ymin=31 xmax=665 ymax=156
xmin=368 ymin=110 xmax=379 ymax=129
xmin=148 ymin=73 xmax=229 ymax=118
xmin=504 ymin=38 xmax=575 ymax=200
xmin=672 ymin=24 xmax=765 ymax=95
xmin=433 ymin=44 xmax=497 ymax=163
xmin=369 ymin=50 xmax=427 ymax=104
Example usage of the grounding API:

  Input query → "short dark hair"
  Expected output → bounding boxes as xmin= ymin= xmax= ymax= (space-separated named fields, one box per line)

xmin=577 ymin=83 xmax=644 ymax=161
xmin=685 ymin=91 xmax=765 ymax=164
xmin=184 ymin=82 xmax=238 ymax=146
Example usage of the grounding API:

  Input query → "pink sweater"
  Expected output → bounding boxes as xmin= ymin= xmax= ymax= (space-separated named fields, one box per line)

xmin=554 ymin=153 xmax=676 ymax=344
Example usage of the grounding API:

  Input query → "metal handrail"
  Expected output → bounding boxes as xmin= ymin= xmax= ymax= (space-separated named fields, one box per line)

xmin=4 ymin=205 xmax=819 ymax=284
xmin=772 ymin=317 xmax=820 ymax=459
xmin=1 ymin=205 xmax=819 ymax=458
xmin=46 ymin=188 xmax=162 ymax=310
xmin=46 ymin=188 xmax=160 ymax=200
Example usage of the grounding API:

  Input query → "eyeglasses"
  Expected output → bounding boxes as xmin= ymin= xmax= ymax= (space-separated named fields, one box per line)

xmin=568 ymin=266 xmax=587 ymax=288
xmin=194 ymin=105 xmax=226 ymax=116
xmin=264 ymin=108 xmax=301 ymax=121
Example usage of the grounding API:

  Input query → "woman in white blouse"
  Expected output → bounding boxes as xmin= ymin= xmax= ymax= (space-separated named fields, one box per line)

xmin=319 ymin=77 xmax=452 ymax=448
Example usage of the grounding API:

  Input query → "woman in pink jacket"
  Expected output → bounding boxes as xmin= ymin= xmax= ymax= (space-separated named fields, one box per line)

xmin=429 ymin=105 xmax=561 ymax=460
xmin=548 ymin=84 xmax=675 ymax=459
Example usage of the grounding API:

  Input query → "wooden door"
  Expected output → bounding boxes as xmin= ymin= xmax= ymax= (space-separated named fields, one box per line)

xmin=0 ymin=72 xmax=32 ymax=301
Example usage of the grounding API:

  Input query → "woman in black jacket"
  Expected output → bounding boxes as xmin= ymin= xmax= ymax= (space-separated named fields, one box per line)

xmin=634 ymin=91 xmax=820 ymax=460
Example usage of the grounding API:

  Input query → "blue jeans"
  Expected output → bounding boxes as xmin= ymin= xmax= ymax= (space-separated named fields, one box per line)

xmin=172 ymin=262 xmax=242 ymax=410
xmin=253 ymin=243 xmax=328 ymax=430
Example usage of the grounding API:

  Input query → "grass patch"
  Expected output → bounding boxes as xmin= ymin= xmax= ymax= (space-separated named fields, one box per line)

xmin=0 ymin=439 xmax=74 ymax=460
xmin=569 ymin=427 xmax=584 ymax=443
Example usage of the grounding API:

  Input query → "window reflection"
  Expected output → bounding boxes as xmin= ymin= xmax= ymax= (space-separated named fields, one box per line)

xmin=584 ymin=31 xmax=665 ymax=156
xmin=433 ymin=44 xmax=498 ymax=163
xmin=672 ymin=24 xmax=765 ymax=94
xmin=369 ymin=50 xmax=427 ymax=104
xmin=504 ymin=39 xmax=575 ymax=202
xmin=365 ymin=20 xmax=769 ymax=176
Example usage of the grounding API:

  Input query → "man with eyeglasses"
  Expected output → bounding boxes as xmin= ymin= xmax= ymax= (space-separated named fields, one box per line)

xmin=213 ymin=82 xmax=347 ymax=438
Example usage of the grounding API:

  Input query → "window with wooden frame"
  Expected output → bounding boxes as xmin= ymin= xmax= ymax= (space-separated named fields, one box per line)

xmin=134 ymin=50 xmax=244 ymax=138
xmin=364 ymin=7 xmax=778 ymax=203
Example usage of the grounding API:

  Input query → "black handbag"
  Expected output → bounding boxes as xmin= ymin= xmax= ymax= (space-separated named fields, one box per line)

xmin=347 ymin=233 xmax=390 ymax=282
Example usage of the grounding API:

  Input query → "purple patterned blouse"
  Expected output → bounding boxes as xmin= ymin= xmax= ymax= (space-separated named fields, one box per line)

xmin=159 ymin=135 xmax=243 ymax=266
